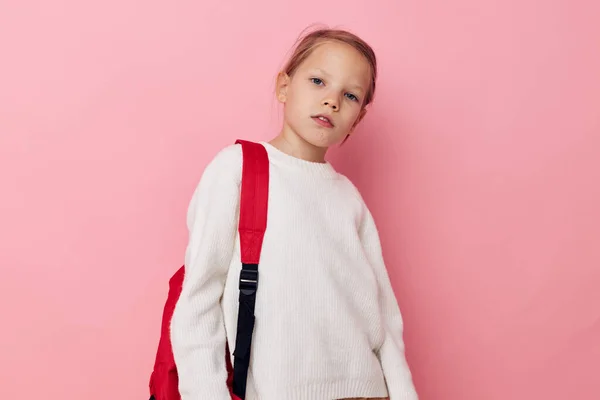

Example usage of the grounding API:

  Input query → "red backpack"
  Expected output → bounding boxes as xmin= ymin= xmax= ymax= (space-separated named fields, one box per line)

xmin=149 ymin=140 xmax=269 ymax=400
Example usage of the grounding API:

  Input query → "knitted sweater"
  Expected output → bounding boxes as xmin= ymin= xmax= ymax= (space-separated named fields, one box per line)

xmin=170 ymin=141 xmax=418 ymax=400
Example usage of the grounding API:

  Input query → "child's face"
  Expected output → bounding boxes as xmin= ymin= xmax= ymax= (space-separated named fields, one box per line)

xmin=278 ymin=40 xmax=372 ymax=148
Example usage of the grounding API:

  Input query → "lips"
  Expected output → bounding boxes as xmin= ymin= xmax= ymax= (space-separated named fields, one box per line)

xmin=312 ymin=114 xmax=334 ymax=128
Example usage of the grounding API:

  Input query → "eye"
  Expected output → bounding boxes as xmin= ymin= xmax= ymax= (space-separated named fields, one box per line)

xmin=345 ymin=93 xmax=359 ymax=102
xmin=311 ymin=77 xmax=324 ymax=86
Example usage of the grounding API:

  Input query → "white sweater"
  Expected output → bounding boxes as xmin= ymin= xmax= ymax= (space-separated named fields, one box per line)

xmin=170 ymin=141 xmax=418 ymax=400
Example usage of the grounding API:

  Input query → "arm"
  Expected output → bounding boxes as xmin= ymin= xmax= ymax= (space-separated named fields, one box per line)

xmin=170 ymin=145 xmax=242 ymax=400
xmin=360 ymin=207 xmax=419 ymax=400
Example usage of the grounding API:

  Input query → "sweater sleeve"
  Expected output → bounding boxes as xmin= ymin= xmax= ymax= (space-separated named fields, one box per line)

xmin=359 ymin=206 xmax=419 ymax=400
xmin=170 ymin=144 xmax=242 ymax=400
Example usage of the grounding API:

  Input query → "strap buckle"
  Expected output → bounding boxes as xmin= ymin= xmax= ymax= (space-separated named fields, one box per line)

xmin=239 ymin=267 xmax=258 ymax=294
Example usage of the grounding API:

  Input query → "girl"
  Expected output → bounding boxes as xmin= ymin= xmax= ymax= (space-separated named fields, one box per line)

xmin=170 ymin=28 xmax=418 ymax=400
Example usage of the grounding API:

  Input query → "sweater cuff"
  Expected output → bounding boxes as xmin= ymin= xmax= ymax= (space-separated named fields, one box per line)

xmin=378 ymin=335 xmax=419 ymax=400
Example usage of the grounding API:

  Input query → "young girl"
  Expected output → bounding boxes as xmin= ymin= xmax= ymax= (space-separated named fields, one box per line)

xmin=170 ymin=28 xmax=418 ymax=400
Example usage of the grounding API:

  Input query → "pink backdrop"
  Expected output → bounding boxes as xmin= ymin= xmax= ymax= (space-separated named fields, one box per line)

xmin=1 ymin=0 xmax=599 ymax=399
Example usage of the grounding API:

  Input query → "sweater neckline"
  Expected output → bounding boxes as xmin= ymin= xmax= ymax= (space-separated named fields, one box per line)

xmin=259 ymin=141 xmax=338 ymax=179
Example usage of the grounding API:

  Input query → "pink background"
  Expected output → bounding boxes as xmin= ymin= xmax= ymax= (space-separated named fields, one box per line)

xmin=1 ymin=0 xmax=599 ymax=399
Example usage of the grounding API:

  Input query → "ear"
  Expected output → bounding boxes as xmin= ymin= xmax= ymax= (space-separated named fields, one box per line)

xmin=276 ymin=72 xmax=291 ymax=103
xmin=349 ymin=107 xmax=368 ymax=134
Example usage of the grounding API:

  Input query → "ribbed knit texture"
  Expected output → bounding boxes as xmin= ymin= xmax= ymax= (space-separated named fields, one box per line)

xmin=170 ymin=142 xmax=418 ymax=400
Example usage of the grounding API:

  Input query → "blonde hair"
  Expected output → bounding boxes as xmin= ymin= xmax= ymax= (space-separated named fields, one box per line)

xmin=282 ymin=27 xmax=378 ymax=107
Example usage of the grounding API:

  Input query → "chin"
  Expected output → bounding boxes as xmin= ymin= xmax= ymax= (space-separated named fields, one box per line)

xmin=301 ymin=130 xmax=345 ymax=149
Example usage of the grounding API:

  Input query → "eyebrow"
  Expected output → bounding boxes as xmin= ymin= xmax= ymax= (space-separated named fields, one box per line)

xmin=313 ymin=68 xmax=366 ymax=93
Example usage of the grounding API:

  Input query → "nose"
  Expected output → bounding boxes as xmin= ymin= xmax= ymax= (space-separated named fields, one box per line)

xmin=322 ymin=97 xmax=339 ymax=111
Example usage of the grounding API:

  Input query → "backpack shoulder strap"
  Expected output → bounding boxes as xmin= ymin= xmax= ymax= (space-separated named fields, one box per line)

xmin=235 ymin=139 xmax=269 ymax=265
xmin=232 ymin=139 xmax=269 ymax=399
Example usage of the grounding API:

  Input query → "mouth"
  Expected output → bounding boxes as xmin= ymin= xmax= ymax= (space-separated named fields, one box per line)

xmin=311 ymin=114 xmax=334 ymax=128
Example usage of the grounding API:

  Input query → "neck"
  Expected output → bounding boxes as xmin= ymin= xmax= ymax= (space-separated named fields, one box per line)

xmin=269 ymin=127 xmax=328 ymax=163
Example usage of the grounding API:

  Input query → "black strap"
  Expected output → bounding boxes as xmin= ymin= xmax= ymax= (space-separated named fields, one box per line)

xmin=232 ymin=263 xmax=259 ymax=398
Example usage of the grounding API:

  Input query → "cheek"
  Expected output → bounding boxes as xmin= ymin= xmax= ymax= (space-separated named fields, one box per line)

xmin=343 ymin=107 xmax=362 ymax=125
xmin=291 ymin=85 xmax=312 ymax=106
xmin=287 ymin=88 xmax=312 ymax=115
xmin=283 ymin=95 xmax=306 ymax=125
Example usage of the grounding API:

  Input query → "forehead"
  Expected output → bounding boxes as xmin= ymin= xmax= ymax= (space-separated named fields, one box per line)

xmin=299 ymin=40 xmax=371 ymax=87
